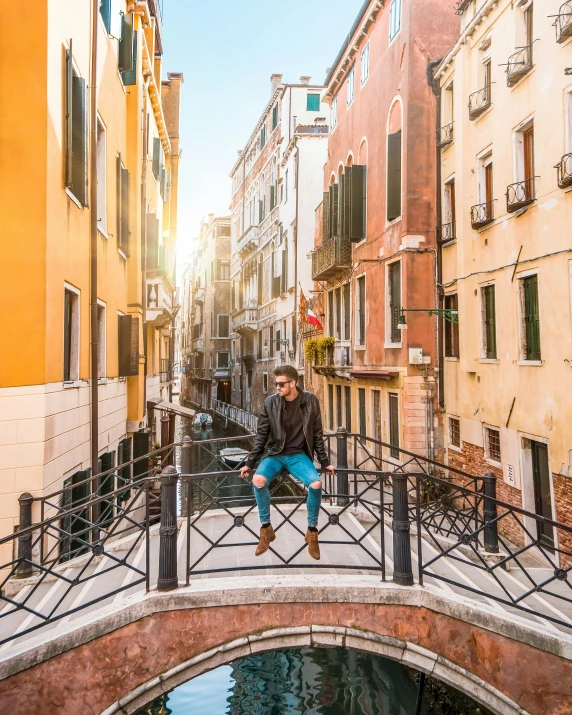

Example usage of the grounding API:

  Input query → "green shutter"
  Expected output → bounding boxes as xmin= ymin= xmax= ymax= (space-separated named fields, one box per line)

xmin=71 ymin=76 xmax=88 ymax=205
xmin=119 ymin=12 xmax=134 ymax=73
xmin=329 ymin=184 xmax=339 ymax=236
xmin=65 ymin=43 xmax=73 ymax=188
xmin=387 ymin=130 xmax=402 ymax=221
xmin=120 ymin=166 xmax=130 ymax=255
xmin=524 ymin=276 xmax=541 ymax=360
xmin=349 ymin=165 xmax=366 ymax=241
xmin=484 ymin=286 xmax=497 ymax=359
xmin=118 ymin=437 xmax=132 ymax=503
xmin=121 ymin=30 xmax=137 ymax=86
xmin=339 ymin=172 xmax=348 ymax=239
xmin=152 ymin=137 xmax=161 ymax=179
xmin=100 ymin=0 xmax=112 ymax=33
xmin=272 ymin=104 xmax=278 ymax=129
xmin=358 ymin=388 xmax=366 ymax=436
xmin=343 ymin=282 xmax=351 ymax=340
xmin=389 ymin=262 xmax=401 ymax=343
xmin=307 ymin=94 xmax=320 ymax=111
xmin=322 ymin=192 xmax=331 ymax=241
xmin=389 ymin=394 xmax=400 ymax=458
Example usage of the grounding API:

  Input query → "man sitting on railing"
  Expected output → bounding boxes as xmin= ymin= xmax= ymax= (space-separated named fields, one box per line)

xmin=240 ymin=365 xmax=335 ymax=560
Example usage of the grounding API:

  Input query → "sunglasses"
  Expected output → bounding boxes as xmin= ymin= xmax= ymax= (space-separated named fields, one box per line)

xmin=275 ymin=380 xmax=293 ymax=388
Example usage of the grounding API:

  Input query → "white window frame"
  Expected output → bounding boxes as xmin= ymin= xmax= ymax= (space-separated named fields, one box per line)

xmin=476 ymin=148 xmax=493 ymax=204
xmin=516 ymin=268 xmax=542 ymax=365
xmin=479 ymin=281 xmax=498 ymax=363
xmin=565 ymin=87 xmax=572 ymax=155
xmin=96 ymin=115 xmax=107 ymax=236
xmin=443 ymin=174 xmax=456 ymax=226
xmin=513 ymin=116 xmax=534 ymax=184
xmin=355 ymin=274 xmax=366 ymax=349
xmin=484 ymin=424 xmax=502 ymax=466
xmin=346 ymin=67 xmax=355 ymax=107
xmin=63 ymin=283 xmax=80 ymax=383
xmin=389 ymin=0 xmax=402 ymax=43
xmin=360 ymin=41 xmax=370 ymax=86
xmin=448 ymin=416 xmax=462 ymax=451
xmin=331 ymin=95 xmax=338 ymax=130
xmin=97 ymin=299 xmax=106 ymax=379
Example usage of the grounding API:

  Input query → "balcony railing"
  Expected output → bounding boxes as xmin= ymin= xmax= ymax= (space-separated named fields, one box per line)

xmin=468 ymin=85 xmax=491 ymax=120
xmin=554 ymin=1 xmax=572 ymax=43
xmin=506 ymin=178 xmax=536 ymax=213
xmin=437 ymin=222 xmax=456 ymax=245
xmin=436 ymin=122 xmax=454 ymax=149
xmin=311 ymin=235 xmax=352 ymax=281
xmin=506 ymin=45 xmax=533 ymax=87
xmin=470 ymin=201 xmax=495 ymax=229
xmin=556 ymin=153 xmax=572 ymax=189
xmin=237 ymin=225 xmax=258 ymax=257
xmin=231 ymin=303 xmax=258 ymax=334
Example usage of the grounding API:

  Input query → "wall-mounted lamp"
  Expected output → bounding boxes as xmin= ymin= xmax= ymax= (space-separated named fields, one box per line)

xmin=398 ymin=308 xmax=459 ymax=330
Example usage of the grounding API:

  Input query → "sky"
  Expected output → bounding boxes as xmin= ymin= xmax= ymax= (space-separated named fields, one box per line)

xmin=160 ymin=0 xmax=364 ymax=261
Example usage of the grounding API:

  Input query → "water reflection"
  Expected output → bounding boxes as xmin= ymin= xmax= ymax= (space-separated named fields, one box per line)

xmin=135 ymin=648 xmax=490 ymax=715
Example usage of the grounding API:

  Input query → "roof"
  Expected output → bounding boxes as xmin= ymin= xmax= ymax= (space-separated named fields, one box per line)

xmin=324 ymin=0 xmax=374 ymax=86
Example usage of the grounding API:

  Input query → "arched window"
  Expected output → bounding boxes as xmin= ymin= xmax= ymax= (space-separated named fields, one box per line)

xmin=386 ymin=98 xmax=402 ymax=222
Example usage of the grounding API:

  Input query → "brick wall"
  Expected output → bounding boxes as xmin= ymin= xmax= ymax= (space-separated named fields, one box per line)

xmin=553 ymin=474 xmax=572 ymax=568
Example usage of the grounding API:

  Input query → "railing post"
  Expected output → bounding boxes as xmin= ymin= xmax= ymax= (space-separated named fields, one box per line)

xmin=157 ymin=465 xmax=179 ymax=591
xmin=336 ymin=427 xmax=349 ymax=506
xmin=168 ymin=413 xmax=176 ymax=466
xmin=392 ymin=473 xmax=414 ymax=586
xmin=17 ymin=493 xmax=34 ymax=579
xmin=180 ymin=435 xmax=192 ymax=517
xmin=161 ymin=412 xmax=170 ymax=465
xmin=483 ymin=471 xmax=499 ymax=554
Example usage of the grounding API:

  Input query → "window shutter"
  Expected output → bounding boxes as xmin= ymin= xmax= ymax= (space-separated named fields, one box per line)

xmin=329 ymin=184 xmax=339 ymax=236
xmin=338 ymin=172 xmax=347 ymax=239
xmin=257 ymin=263 xmax=263 ymax=304
xmin=387 ymin=130 xmax=402 ymax=221
xmin=389 ymin=263 xmax=401 ymax=343
xmin=116 ymin=154 xmax=123 ymax=248
xmin=129 ymin=317 xmax=139 ymax=376
xmin=71 ymin=76 xmax=88 ymax=206
xmin=524 ymin=276 xmax=541 ymax=360
xmin=349 ymin=165 xmax=366 ymax=241
xmin=281 ymin=247 xmax=287 ymax=294
xmin=146 ymin=213 xmax=158 ymax=268
xmin=65 ymin=43 xmax=73 ymax=188
xmin=118 ymin=12 xmax=134 ymax=73
xmin=121 ymin=30 xmax=137 ymax=86
xmin=358 ymin=388 xmax=366 ymax=435
xmin=358 ymin=277 xmax=366 ymax=344
xmin=152 ymin=137 xmax=161 ymax=179
xmin=258 ymin=199 xmax=263 ymax=224
xmin=389 ymin=394 xmax=400 ymax=457
xmin=484 ymin=286 xmax=497 ymax=359
xmin=133 ymin=431 xmax=150 ymax=480
xmin=343 ymin=282 xmax=351 ymax=340
xmin=322 ymin=192 xmax=331 ymax=241
xmin=118 ymin=315 xmax=132 ymax=377
xmin=100 ymin=0 xmax=112 ymax=33
xmin=120 ymin=166 xmax=130 ymax=255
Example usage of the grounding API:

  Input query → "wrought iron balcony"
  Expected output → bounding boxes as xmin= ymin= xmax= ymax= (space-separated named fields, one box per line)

xmin=468 ymin=86 xmax=491 ymax=120
xmin=506 ymin=178 xmax=536 ymax=213
xmin=437 ymin=222 xmax=456 ymax=245
xmin=436 ymin=122 xmax=454 ymax=149
xmin=506 ymin=45 xmax=533 ymax=87
xmin=555 ymin=153 xmax=572 ymax=189
xmin=470 ymin=201 xmax=495 ymax=229
xmin=554 ymin=1 xmax=572 ymax=43
xmin=231 ymin=300 xmax=258 ymax=334
xmin=311 ymin=235 xmax=352 ymax=281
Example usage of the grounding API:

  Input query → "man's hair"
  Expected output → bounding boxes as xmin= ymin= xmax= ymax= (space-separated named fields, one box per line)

xmin=274 ymin=365 xmax=299 ymax=383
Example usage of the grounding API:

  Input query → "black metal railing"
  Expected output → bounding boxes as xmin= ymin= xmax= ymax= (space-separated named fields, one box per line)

xmin=311 ymin=236 xmax=352 ymax=281
xmin=506 ymin=45 xmax=534 ymax=86
xmin=437 ymin=222 xmax=456 ymax=244
xmin=554 ymin=1 xmax=572 ymax=43
xmin=556 ymin=153 xmax=572 ymax=189
xmin=436 ymin=122 xmax=454 ymax=148
xmin=506 ymin=177 xmax=536 ymax=213
xmin=470 ymin=201 xmax=495 ymax=229
xmin=468 ymin=85 xmax=491 ymax=120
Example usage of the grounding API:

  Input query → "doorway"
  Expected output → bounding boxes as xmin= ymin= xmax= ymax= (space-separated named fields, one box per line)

xmin=531 ymin=441 xmax=555 ymax=550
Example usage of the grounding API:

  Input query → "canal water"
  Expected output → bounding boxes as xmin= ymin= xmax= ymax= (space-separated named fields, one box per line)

xmin=134 ymin=647 xmax=490 ymax=714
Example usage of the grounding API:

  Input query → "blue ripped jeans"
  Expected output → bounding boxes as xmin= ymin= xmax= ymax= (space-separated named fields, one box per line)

xmin=253 ymin=453 xmax=322 ymax=527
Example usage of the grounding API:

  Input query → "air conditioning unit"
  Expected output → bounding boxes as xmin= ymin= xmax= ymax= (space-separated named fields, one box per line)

xmin=409 ymin=348 xmax=423 ymax=365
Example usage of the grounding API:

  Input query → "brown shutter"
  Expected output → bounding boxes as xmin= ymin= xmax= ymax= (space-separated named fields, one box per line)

xmin=129 ymin=317 xmax=139 ymax=376
xmin=118 ymin=315 xmax=132 ymax=377
xmin=329 ymin=184 xmax=339 ymax=236
xmin=387 ymin=131 xmax=402 ymax=221
xmin=322 ymin=192 xmax=330 ymax=241
xmin=349 ymin=165 xmax=366 ymax=241
xmin=389 ymin=262 xmax=401 ymax=342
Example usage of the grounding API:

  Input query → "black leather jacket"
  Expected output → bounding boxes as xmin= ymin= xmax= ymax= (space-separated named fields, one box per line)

xmin=246 ymin=390 xmax=330 ymax=469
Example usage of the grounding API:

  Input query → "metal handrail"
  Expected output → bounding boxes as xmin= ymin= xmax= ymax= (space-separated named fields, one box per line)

xmin=555 ymin=153 xmax=572 ymax=189
xmin=436 ymin=122 xmax=454 ymax=148
xmin=553 ymin=1 xmax=572 ymax=43
xmin=311 ymin=235 xmax=352 ymax=281
xmin=470 ymin=200 xmax=495 ymax=229
xmin=468 ymin=85 xmax=491 ymax=120
xmin=506 ymin=177 xmax=536 ymax=212
xmin=506 ymin=45 xmax=534 ymax=86
xmin=437 ymin=221 xmax=456 ymax=244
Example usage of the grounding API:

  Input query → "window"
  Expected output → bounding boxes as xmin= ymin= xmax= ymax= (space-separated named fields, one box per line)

xmin=272 ymin=104 xmax=279 ymax=130
xmin=360 ymin=42 xmax=370 ymax=86
xmin=444 ymin=294 xmax=459 ymax=358
xmin=343 ymin=283 xmax=351 ymax=340
xmin=388 ymin=393 xmax=400 ymax=458
xmin=217 ymin=352 xmax=230 ymax=368
xmin=119 ymin=13 xmax=137 ymax=85
xmin=331 ymin=96 xmax=338 ymax=130
xmin=216 ymin=259 xmax=230 ymax=281
xmin=449 ymin=417 xmax=461 ymax=448
xmin=260 ymin=125 xmax=266 ymax=150
xmin=263 ymin=372 xmax=268 ymax=394
xmin=346 ymin=67 xmax=355 ymax=107
xmin=65 ymin=46 xmax=88 ymax=206
xmin=328 ymin=384 xmax=334 ymax=430
xmin=118 ymin=314 xmax=140 ymax=377
xmin=284 ymin=169 xmax=288 ymax=202
xmin=334 ymin=287 xmax=342 ymax=339
xmin=97 ymin=302 xmax=106 ymax=378
xmin=522 ymin=274 xmax=541 ymax=360
xmin=389 ymin=0 xmax=402 ymax=41
xmin=336 ymin=385 xmax=342 ymax=428
xmin=344 ymin=386 xmax=351 ymax=431
xmin=387 ymin=130 xmax=402 ymax=221
xmin=117 ymin=156 xmax=130 ymax=255
xmin=96 ymin=118 xmax=107 ymax=233
xmin=307 ymin=94 xmax=320 ymax=111
xmin=387 ymin=261 xmax=401 ymax=344
xmin=443 ymin=81 xmax=454 ymax=126
xmin=63 ymin=287 xmax=80 ymax=382
xmin=269 ymin=326 xmax=274 ymax=357
xmin=218 ymin=315 xmax=230 ymax=338
xmin=443 ymin=178 xmax=456 ymax=237
xmin=358 ymin=388 xmax=366 ymax=436
xmin=515 ymin=123 xmax=535 ymax=199
xmin=258 ymin=330 xmax=263 ymax=359
xmin=481 ymin=285 xmax=497 ymax=359
xmin=486 ymin=427 xmax=501 ymax=463
xmin=357 ymin=276 xmax=366 ymax=345
xmin=477 ymin=151 xmax=494 ymax=219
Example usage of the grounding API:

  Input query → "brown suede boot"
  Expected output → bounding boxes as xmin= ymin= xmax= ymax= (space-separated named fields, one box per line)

xmin=305 ymin=529 xmax=320 ymax=560
xmin=255 ymin=525 xmax=276 ymax=556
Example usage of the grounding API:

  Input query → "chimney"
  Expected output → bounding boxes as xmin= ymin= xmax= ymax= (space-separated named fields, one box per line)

xmin=270 ymin=73 xmax=283 ymax=95
xmin=300 ymin=76 xmax=311 ymax=85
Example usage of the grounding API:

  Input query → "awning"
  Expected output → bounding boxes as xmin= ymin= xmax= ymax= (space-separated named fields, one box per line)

xmin=349 ymin=370 xmax=399 ymax=381
xmin=152 ymin=400 xmax=197 ymax=419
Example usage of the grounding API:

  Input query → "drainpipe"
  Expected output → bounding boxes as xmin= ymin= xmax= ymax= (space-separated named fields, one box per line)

xmin=90 ymin=0 xmax=99 ymax=478
xmin=293 ymin=137 xmax=300 ymax=364
xmin=428 ymin=58 xmax=445 ymax=411
xmin=142 ymin=73 xmax=151 ymax=429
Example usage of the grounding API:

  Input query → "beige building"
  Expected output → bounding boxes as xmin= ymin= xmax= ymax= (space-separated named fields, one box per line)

xmin=436 ymin=0 xmax=572 ymax=552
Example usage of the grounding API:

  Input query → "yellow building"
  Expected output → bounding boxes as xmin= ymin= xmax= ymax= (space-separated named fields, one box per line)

xmin=0 ymin=1 xmax=182 ymax=537
xmin=436 ymin=0 xmax=572 ymax=551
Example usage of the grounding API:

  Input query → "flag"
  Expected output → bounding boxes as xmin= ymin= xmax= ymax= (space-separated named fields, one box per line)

xmin=299 ymin=289 xmax=309 ymax=327
xmin=307 ymin=308 xmax=323 ymax=330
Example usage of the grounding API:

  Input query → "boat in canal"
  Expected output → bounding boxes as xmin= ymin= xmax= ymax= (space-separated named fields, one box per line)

xmin=192 ymin=412 xmax=213 ymax=433
xmin=219 ymin=447 xmax=249 ymax=469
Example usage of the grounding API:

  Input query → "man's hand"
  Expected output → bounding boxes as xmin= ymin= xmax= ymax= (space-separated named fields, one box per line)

xmin=324 ymin=465 xmax=335 ymax=476
xmin=239 ymin=466 xmax=252 ymax=479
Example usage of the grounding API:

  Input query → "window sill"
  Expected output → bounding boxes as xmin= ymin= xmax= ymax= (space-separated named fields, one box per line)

xmin=63 ymin=380 xmax=82 ymax=389
xmin=354 ymin=345 xmax=366 ymax=351
xmin=480 ymin=358 xmax=499 ymax=364
xmin=444 ymin=356 xmax=459 ymax=362
xmin=65 ymin=188 xmax=84 ymax=210
xmin=98 ymin=378 xmax=108 ymax=384
xmin=448 ymin=443 xmax=462 ymax=453
xmin=518 ymin=360 xmax=542 ymax=367
xmin=485 ymin=458 xmax=502 ymax=469
xmin=384 ymin=342 xmax=402 ymax=349
xmin=97 ymin=226 xmax=109 ymax=240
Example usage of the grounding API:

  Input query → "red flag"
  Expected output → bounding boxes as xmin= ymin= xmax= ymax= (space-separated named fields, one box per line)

xmin=307 ymin=308 xmax=323 ymax=330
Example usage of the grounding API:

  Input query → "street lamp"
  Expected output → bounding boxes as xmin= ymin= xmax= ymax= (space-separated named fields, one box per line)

xmin=397 ymin=308 xmax=459 ymax=330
